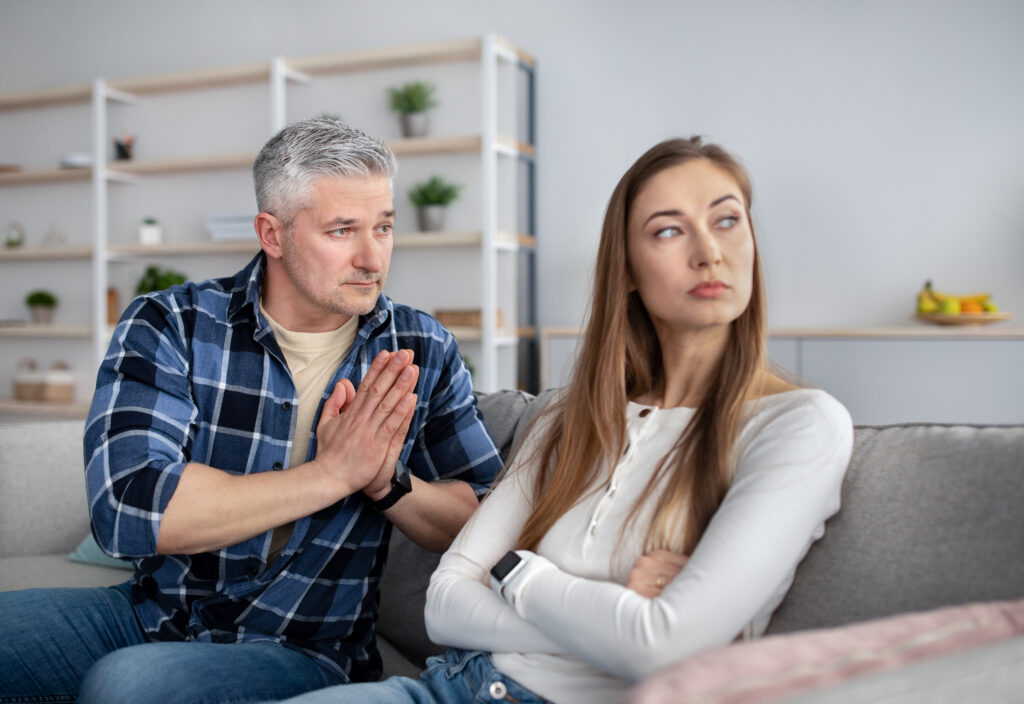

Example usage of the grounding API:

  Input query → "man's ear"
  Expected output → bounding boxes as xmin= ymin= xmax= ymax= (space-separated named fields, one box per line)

xmin=255 ymin=212 xmax=285 ymax=259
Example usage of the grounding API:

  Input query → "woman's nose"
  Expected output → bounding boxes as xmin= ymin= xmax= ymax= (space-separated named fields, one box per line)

xmin=690 ymin=228 xmax=722 ymax=269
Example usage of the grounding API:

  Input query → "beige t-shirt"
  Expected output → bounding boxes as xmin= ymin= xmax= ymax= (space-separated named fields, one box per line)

xmin=261 ymin=302 xmax=358 ymax=562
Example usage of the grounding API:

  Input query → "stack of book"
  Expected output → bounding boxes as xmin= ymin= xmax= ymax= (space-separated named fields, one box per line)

xmin=205 ymin=213 xmax=256 ymax=241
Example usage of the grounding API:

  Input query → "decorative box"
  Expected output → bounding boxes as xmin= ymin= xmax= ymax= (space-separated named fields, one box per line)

xmin=434 ymin=309 xmax=504 ymax=328
xmin=13 ymin=360 xmax=74 ymax=403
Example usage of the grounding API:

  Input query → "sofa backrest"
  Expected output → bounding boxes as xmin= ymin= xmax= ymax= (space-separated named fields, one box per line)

xmin=0 ymin=418 xmax=88 ymax=558
xmin=767 ymin=422 xmax=1024 ymax=634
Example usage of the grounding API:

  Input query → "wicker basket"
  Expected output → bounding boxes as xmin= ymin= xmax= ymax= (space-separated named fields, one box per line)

xmin=13 ymin=359 xmax=74 ymax=403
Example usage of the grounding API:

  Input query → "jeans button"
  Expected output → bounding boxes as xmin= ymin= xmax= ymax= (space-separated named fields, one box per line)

xmin=489 ymin=681 xmax=507 ymax=699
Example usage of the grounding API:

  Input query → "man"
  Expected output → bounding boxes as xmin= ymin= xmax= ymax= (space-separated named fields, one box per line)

xmin=0 ymin=119 xmax=503 ymax=703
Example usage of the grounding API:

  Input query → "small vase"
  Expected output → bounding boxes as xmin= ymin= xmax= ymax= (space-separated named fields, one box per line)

xmin=139 ymin=222 xmax=162 ymax=246
xmin=400 ymin=112 xmax=429 ymax=138
xmin=29 ymin=305 xmax=53 ymax=325
xmin=417 ymin=205 xmax=446 ymax=232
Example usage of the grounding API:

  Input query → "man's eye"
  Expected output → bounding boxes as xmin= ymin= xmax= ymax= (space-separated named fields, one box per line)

xmin=654 ymin=226 xmax=681 ymax=238
xmin=377 ymin=223 xmax=393 ymax=235
xmin=329 ymin=228 xmax=350 ymax=237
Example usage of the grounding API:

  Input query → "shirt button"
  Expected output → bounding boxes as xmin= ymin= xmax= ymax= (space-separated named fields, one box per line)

xmin=272 ymin=462 xmax=283 ymax=470
xmin=248 ymin=565 xmax=259 ymax=577
xmin=639 ymin=408 xmax=651 ymax=417
xmin=282 ymin=401 xmax=292 ymax=410
xmin=489 ymin=681 xmax=508 ymax=699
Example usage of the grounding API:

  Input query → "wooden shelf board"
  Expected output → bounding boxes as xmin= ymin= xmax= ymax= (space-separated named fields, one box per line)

xmin=0 ymin=167 xmax=91 ymax=185
xmin=0 ymin=36 xmax=533 ymax=110
xmin=109 ymin=152 xmax=256 ymax=175
xmin=108 ymin=241 xmax=258 ymax=257
xmin=770 ymin=325 xmax=1024 ymax=340
xmin=0 ymin=246 xmax=92 ymax=261
xmin=394 ymin=231 xmax=534 ymax=249
xmin=291 ymin=38 xmax=481 ymax=75
xmin=0 ymin=398 xmax=90 ymax=418
xmin=496 ymin=135 xmax=536 ymax=158
xmin=0 ymin=83 xmax=92 ymax=110
xmin=109 ymin=62 xmax=271 ymax=96
xmin=388 ymin=134 xmax=481 ymax=155
xmin=0 ymin=324 xmax=93 ymax=339
xmin=541 ymin=325 xmax=1024 ymax=341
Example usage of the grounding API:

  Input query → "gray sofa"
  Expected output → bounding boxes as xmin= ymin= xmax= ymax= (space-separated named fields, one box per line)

xmin=2 ymin=390 xmax=1022 ymax=700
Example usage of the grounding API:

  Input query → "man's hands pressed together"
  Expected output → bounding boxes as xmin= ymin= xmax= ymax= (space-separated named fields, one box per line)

xmin=158 ymin=347 xmax=478 ymax=555
xmin=311 ymin=349 xmax=419 ymax=501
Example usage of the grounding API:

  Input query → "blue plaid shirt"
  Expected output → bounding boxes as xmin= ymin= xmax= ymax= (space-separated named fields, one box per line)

xmin=83 ymin=253 xmax=502 ymax=681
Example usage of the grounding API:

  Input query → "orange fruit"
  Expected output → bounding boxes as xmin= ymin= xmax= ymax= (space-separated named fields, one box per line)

xmin=961 ymin=299 xmax=983 ymax=314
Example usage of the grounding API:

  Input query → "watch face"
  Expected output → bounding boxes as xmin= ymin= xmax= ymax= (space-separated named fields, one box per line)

xmin=394 ymin=459 xmax=412 ymax=492
xmin=490 ymin=550 xmax=522 ymax=582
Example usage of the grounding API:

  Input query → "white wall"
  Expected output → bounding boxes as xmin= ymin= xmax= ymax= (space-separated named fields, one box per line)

xmin=2 ymin=0 xmax=1022 ymax=331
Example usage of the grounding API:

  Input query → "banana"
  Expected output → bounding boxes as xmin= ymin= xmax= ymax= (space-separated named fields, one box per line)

xmin=923 ymin=280 xmax=990 ymax=306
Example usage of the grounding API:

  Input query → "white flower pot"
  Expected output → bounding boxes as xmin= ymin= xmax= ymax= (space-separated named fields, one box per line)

xmin=139 ymin=223 xmax=162 ymax=246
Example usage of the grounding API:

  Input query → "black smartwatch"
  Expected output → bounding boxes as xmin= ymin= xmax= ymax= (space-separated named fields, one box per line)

xmin=490 ymin=550 xmax=523 ymax=582
xmin=372 ymin=460 xmax=412 ymax=511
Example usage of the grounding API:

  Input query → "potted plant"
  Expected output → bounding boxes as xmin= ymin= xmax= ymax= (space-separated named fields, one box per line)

xmin=408 ymin=175 xmax=462 ymax=232
xmin=388 ymin=81 xmax=437 ymax=138
xmin=138 ymin=216 xmax=162 ymax=246
xmin=135 ymin=265 xmax=188 ymax=295
xmin=25 ymin=289 xmax=58 ymax=324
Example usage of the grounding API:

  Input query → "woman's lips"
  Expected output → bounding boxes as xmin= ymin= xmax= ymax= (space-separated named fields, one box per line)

xmin=688 ymin=281 xmax=729 ymax=298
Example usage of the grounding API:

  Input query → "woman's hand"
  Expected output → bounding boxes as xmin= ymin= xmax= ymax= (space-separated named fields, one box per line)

xmin=626 ymin=550 xmax=689 ymax=598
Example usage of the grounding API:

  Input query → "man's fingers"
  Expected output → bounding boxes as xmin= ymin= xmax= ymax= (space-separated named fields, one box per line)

xmin=373 ymin=363 xmax=419 ymax=419
xmin=380 ymin=393 xmax=417 ymax=474
xmin=320 ymin=380 xmax=353 ymax=425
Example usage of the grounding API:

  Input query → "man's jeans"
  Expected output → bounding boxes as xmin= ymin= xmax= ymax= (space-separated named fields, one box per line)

xmin=0 ymin=583 xmax=341 ymax=704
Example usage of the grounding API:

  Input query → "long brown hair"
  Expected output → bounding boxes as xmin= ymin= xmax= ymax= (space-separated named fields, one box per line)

xmin=517 ymin=137 xmax=767 ymax=555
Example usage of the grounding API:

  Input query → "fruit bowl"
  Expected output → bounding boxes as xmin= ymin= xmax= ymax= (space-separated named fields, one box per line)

xmin=916 ymin=312 xmax=1013 ymax=326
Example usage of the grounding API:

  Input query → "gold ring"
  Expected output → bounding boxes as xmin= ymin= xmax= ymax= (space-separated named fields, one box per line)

xmin=655 ymin=577 xmax=666 ymax=588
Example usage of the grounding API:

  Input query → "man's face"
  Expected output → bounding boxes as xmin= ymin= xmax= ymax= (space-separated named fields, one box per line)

xmin=277 ymin=175 xmax=395 ymax=329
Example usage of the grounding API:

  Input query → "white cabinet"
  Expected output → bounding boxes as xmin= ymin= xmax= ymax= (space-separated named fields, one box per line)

xmin=0 ymin=35 xmax=537 ymax=419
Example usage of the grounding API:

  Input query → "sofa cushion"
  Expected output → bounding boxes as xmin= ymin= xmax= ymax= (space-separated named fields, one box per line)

xmin=0 ymin=419 xmax=89 ymax=558
xmin=768 ymin=423 xmax=1024 ymax=635
xmin=627 ymin=598 xmax=1024 ymax=704
xmin=0 ymin=554 xmax=127 ymax=593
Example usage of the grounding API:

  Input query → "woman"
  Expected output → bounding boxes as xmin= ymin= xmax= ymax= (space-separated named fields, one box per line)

xmin=274 ymin=137 xmax=853 ymax=703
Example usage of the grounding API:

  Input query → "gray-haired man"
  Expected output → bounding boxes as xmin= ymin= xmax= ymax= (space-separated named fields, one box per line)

xmin=0 ymin=119 xmax=502 ymax=703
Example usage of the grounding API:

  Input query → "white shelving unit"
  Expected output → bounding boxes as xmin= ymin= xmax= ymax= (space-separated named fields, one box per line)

xmin=0 ymin=34 xmax=537 ymax=418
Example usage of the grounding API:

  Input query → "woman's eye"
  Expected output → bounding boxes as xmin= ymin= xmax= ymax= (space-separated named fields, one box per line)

xmin=654 ymin=226 xmax=681 ymax=239
xmin=717 ymin=216 xmax=739 ymax=229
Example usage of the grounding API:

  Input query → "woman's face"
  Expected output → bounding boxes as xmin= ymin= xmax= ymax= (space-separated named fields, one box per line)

xmin=626 ymin=159 xmax=755 ymax=337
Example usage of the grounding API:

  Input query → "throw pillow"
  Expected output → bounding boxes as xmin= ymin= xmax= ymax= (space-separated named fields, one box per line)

xmin=68 ymin=533 xmax=133 ymax=570
xmin=627 ymin=598 xmax=1024 ymax=704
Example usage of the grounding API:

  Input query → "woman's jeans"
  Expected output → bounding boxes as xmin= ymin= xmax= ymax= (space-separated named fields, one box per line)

xmin=0 ymin=583 xmax=340 ymax=704
xmin=272 ymin=649 xmax=551 ymax=704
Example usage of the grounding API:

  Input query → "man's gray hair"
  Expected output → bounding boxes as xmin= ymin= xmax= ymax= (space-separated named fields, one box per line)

xmin=253 ymin=118 xmax=398 ymax=227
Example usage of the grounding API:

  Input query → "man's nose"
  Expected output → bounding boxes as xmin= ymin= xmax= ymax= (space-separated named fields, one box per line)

xmin=352 ymin=232 xmax=384 ymax=272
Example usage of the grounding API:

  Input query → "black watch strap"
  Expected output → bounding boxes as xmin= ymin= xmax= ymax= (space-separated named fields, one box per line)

xmin=372 ymin=460 xmax=412 ymax=511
